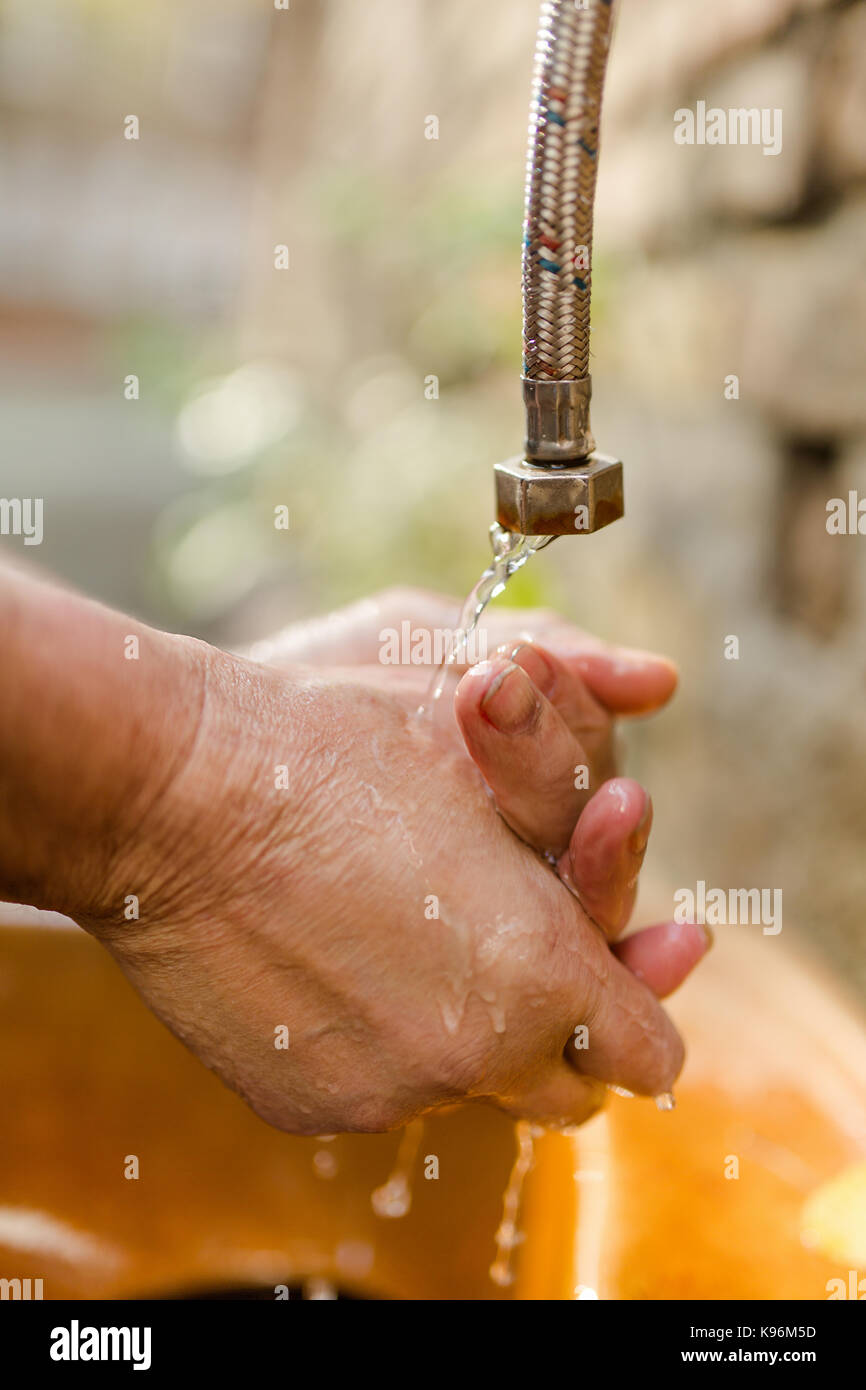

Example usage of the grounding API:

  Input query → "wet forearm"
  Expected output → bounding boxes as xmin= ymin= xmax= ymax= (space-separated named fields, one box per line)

xmin=0 ymin=561 xmax=204 ymax=920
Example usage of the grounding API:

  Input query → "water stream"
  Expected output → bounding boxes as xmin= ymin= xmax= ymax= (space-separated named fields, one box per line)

xmin=408 ymin=524 xmax=674 ymax=1293
xmin=417 ymin=528 xmax=553 ymax=1288
xmin=416 ymin=525 xmax=555 ymax=718
xmin=488 ymin=1120 xmax=538 ymax=1288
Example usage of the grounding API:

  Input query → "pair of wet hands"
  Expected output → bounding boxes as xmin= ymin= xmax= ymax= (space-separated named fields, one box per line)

xmin=1 ymin=565 xmax=705 ymax=1133
xmin=221 ymin=587 xmax=709 ymax=1130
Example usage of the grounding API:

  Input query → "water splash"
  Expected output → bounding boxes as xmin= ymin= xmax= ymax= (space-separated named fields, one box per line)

xmin=489 ymin=1120 xmax=538 ymax=1288
xmin=371 ymin=1119 xmax=425 ymax=1220
xmin=417 ymin=526 xmax=555 ymax=717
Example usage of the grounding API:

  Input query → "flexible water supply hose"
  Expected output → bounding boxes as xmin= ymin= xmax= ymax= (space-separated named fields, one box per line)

xmin=495 ymin=0 xmax=623 ymax=534
xmin=522 ymin=0 xmax=614 ymax=383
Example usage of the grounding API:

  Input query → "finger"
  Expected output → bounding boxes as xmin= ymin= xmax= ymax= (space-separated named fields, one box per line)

xmin=567 ymin=648 xmax=678 ymax=716
xmin=500 ymin=1067 xmax=607 ymax=1130
xmin=501 ymin=641 xmax=617 ymax=786
xmin=558 ymin=777 xmax=651 ymax=939
xmin=557 ymin=918 xmax=685 ymax=1096
xmin=613 ymin=920 xmax=712 ymax=999
xmin=454 ymin=656 xmax=590 ymax=857
xmin=467 ymin=625 xmax=677 ymax=721
xmin=248 ymin=587 xmax=678 ymax=725
xmin=478 ymin=610 xmax=678 ymax=716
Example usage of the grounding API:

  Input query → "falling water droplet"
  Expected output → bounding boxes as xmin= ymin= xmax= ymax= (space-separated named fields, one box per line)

xmin=313 ymin=1149 xmax=338 ymax=1179
xmin=371 ymin=1174 xmax=412 ymax=1219
xmin=655 ymin=1091 xmax=676 ymax=1112
xmin=370 ymin=1119 xmax=424 ymax=1220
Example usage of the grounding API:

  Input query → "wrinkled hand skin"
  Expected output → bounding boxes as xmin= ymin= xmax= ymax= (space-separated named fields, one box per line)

xmin=249 ymin=588 xmax=707 ymax=991
xmin=82 ymin=588 xmax=693 ymax=1136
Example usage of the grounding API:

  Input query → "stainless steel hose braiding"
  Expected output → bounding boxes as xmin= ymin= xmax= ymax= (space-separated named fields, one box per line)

xmin=522 ymin=0 xmax=614 ymax=462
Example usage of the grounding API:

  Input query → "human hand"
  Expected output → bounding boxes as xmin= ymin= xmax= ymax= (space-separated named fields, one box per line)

xmin=245 ymin=584 xmax=675 ymax=840
xmin=87 ymin=637 xmax=696 ymax=1133
xmin=0 ymin=568 xmax=703 ymax=1134
xmin=246 ymin=587 xmax=704 ymax=998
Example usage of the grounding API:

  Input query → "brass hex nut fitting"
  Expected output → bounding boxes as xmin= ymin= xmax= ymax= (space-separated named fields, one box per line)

xmin=494 ymin=452 xmax=624 ymax=536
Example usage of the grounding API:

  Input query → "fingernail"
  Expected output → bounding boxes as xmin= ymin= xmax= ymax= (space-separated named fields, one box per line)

xmin=481 ymin=663 xmax=540 ymax=733
xmin=628 ymin=794 xmax=653 ymax=856
xmin=509 ymin=643 xmax=556 ymax=697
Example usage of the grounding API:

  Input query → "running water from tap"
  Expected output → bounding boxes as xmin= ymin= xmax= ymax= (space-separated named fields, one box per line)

xmin=417 ymin=526 xmax=555 ymax=718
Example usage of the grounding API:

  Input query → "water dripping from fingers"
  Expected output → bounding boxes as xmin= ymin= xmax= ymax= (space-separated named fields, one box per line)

xmin=488 ymin=1120 xmax=539 ymax=1289
xmin=370 ymin=1119 xmax=425 ymax=1219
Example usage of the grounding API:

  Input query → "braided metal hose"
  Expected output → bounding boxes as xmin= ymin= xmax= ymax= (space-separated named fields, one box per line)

xmin=495 ymin=0 xmax=622 ymax=535
xmin=522 ymin=0 xmax=614 ymax=383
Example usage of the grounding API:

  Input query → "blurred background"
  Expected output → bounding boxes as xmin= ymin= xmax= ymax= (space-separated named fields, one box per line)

xmin=1 ymin=0 xmax=865 ymax=996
